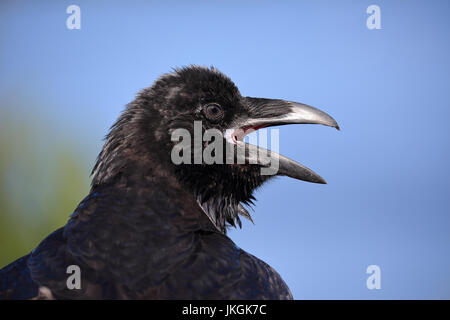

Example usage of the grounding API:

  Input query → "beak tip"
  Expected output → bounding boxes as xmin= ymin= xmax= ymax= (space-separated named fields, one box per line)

xmin=328 ymin=119 xmax=340 ymax=131
xmin=307 ymin=174 xmax=327 ymax=184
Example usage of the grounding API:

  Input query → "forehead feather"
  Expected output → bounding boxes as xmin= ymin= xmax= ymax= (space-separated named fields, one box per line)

xmin=173 ymin=66 xmax=241 ymax=99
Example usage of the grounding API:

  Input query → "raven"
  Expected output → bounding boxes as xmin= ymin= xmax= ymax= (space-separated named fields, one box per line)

xmin=0 ymin=66 xmax=338 ymax=299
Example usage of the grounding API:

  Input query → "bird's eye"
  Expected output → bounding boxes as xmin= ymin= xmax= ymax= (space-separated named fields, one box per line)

xmin=203 ymin=103 xmax=224 ymax=122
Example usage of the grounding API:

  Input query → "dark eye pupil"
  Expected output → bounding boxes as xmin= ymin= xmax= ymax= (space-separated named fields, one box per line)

xmin=204 ymin=104 xmax=223 ymax=122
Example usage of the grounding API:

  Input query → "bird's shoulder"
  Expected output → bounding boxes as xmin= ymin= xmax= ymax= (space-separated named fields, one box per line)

xmin=1 ymin=227 xmax=79 ymax=300
xmin=162 ymin=231 xmax=293 ymax=300
xmin=0 ymin=254 xmax=38 ymax=300
xmin=25 ymin=189 xmax=123 ymax=299
xmin=237 ymin=249 xmax=293 ymax=300
xmin=26 ymin=227 xmax=84 ymax=299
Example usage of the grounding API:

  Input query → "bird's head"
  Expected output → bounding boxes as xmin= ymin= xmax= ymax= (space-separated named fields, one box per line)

xmin=92 ymin=66 xmax=339 ymax=233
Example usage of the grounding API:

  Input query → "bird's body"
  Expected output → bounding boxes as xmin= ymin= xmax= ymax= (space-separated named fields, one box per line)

xmin=1 ymin=180 xmax=291 ymax=299
xmin=0 ymin=66 xmax=338 ymax=299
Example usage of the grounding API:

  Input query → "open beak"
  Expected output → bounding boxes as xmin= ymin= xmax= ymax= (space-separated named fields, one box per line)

xmin=225 ymin=97 xmax=339 ymax=184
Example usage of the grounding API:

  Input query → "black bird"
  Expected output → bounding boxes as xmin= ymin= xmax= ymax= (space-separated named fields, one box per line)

xmin=0 ymin=66 xmax=339 ymax=299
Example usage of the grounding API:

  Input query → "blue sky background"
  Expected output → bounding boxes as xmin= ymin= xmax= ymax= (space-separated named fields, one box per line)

xmin=1 ymin=0 xmax=449 ymax=299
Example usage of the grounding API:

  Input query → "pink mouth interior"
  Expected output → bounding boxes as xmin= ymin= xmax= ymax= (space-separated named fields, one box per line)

xmin=231 ymin=125 xmax=267 ymax=143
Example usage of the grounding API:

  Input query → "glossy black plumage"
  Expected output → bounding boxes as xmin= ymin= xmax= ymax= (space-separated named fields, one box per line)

xmin=0 ymin=66 xmax=339 ymax=299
